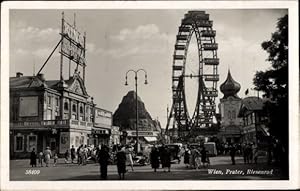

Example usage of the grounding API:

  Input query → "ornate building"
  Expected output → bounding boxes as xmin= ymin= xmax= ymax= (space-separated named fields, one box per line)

xmin=10 ymin=72 xmax=113 ymax=158
xmin=218 ymin=70 xmax=243 ymax=143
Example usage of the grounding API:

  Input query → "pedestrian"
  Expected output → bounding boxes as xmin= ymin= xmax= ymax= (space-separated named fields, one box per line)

xmin=116 ymin=146 xmax=127 ymax=180
xmin=229 ymin=144 xmax=236 ymax=165
xmin=183 ymin=146 xmax=191 ymax=168
xmin=194 ymin=148 xmax=201 ymax=169
xmin=267 ymin=142 xmax=273 ymax=165
xmin=160 ymin=145 xmax=171 ymax=172
xmin=43 ymin=146 xmax=52 ymax=167
xmin=125 ymin=146 xmax=134 ymax=171
xmin=53 ymin=153 xmax=58 ymax=166
xmin=200 ymin=146 xmax=209 ymax=167
xmin=98 ymin=145 xmax=110 ymax=180
xmin=30 ymin=148 xmax=37 ymax=167
xmin=253 ymin=145 xmax=259 ymax=164
xmin=82 ymin=145 xmax=88 ymax=165
xmin=189 ymin=147 xmax=197 ymax=169
xmin=38 ymin=151 xmax=44 ymax=167
xmin=150 ymin=146 xmax=160 ymax=172
xmin=71 ymin=145 xmax=76 ymax=163
xmin=249 ymin=143 xmax=254 ymax=163
xmin=64 ymin=149 xmax=70 ymax=163
xmin=242 ymin=143 xmax=247 ymax=164
xmin=77 ymin=145 xmax=84 ymax=165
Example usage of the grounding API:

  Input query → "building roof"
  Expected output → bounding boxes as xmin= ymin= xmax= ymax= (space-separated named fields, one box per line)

xmin=220 ymin=70 xmax=241 ymax=99
xmin=10 ymin=76 xmax=43 ymax=88
xmin=10 ymin=73 xmax=89 ymax=96
xmin=238 ymin=96 xmax=265 ymax=117
xmin=242 ymin=96 xmax=264 ymax=111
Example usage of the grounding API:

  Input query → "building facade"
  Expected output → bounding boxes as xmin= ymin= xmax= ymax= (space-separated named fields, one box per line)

xmin=10 ymin=72 xmax=112 ymax=158
xmin=218 ymin=70 xmax=243 ymax=143
xmin=238 ymin=96 xmax=270 ymax=146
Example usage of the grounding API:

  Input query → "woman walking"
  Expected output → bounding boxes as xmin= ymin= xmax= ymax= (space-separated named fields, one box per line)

xmin=160 ymin=145 xmax=171 ymax=172
xmin=30 ymin=148 xmax=37 ymax=167
xmin=125 ymin=146 xmax=134 ymax=171
xmin=183 ymin=147 xmax=191 ymax=168
xmin=150 ymin=146 xmax=160 ymax=172
xmin=116 ymin=146 xmax=127 ymax=180
xmin=43 ymin=146 xmax=52 ymax=167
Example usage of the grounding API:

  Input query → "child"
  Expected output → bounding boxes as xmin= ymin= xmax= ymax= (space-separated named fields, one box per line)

xmin=53 ymin=153 xmax=58 ymax=166
xmin=38 ymin=152 xmax=44 ymax=167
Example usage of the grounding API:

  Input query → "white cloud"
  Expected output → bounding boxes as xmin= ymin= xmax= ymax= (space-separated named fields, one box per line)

xmin=15 ymin=26 xmax=59 ymax=44
xmin=111 ymin=24 xmax=161 ymax=41
xmin=91 ymin=24 xmax=175 ymax=59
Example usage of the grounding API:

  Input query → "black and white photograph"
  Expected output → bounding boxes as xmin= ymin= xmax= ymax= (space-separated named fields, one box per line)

xmin=1 ymin=1 xmax=299 ymax=190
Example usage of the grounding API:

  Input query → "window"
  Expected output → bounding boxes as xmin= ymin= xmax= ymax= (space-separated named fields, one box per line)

xmin=228 ymin=111 xmax=232 ymax=119
xmin=64 ymin=102 xmax=69 ymax=110
xmin=72 ymin=104 xmax=77 ymax=112
xmin=15 ymin=135 xmax=24 ymax=152
xmin=55 ymin=97 xmax=59 ymax=107
xmin=47 ymin=96 xmax=52 ymax=105
xmin=80 ymin=106 xmax=83 ymax=114
xmin=46 ymin=109 xmax=52 ymax=120
xmin=72 ymin=114 xmax=77 ymax=119
xmin=75 ymin=136 xmax=79 ymax=147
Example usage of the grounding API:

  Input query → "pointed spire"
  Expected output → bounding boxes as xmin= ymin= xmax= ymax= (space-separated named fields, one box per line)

xmin=220 ymin=69 xmax=241 ymax=99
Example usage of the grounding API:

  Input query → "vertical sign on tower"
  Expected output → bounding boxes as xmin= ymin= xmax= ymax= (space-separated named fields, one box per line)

xmin=59 ymin=12 xmax=86 ymax=83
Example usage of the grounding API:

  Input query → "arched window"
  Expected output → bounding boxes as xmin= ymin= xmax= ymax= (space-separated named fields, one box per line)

xmin=72 ymin=104 xmax=77 ymax=112
xmin=80 ymin=106 xmax=83 ymax=114
xmin=64 ymin=102 xmax=69 ymax=110
xmin=228 ymin=111 xmax=232 ymax=119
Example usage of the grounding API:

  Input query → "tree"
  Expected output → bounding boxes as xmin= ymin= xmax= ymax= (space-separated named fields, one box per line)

xmin=253 ymin=14 xmax=288 ymax=148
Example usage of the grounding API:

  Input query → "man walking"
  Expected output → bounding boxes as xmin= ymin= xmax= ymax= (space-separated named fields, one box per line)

xmin=98 ymin=145 xmax=110 ymax=180
xmin=71 ymin=145 xmax=76 ymax=164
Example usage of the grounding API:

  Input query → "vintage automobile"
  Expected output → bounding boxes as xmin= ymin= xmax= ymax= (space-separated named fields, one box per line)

xmin=166 ymin=144 xmax=182 ymax=164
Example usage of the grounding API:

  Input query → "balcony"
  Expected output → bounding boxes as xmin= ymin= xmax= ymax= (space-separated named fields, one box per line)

xmin=10 ymin=119 xmax=93 ymax=131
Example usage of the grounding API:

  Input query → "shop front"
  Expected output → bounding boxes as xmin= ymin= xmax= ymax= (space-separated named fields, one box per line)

xmin=89 ymin=128 xmax=111 ymax=147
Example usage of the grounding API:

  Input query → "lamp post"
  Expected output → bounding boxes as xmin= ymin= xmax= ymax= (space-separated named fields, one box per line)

xmin=125 ymin=69 xmax=148 ymax=153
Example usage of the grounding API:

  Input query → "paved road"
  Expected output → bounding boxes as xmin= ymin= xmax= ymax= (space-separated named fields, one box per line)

xmin=10 ymin=156 xmax=287 ymax=180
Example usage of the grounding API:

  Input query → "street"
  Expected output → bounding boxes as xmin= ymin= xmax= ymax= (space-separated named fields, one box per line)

xmin=10 ymin=155 xmax=286 ymax=180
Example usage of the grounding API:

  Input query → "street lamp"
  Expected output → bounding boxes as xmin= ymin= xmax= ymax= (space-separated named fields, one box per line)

xmin=125 ymin=69 xmax=148 ymax=153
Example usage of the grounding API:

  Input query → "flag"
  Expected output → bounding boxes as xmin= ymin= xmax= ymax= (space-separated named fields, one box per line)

xmin=245 ymin=89 xmax=249 ymax=95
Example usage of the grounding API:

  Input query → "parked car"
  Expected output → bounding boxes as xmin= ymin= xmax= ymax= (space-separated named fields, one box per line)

xmin=166 ymin=144 xmax=182 ymax=163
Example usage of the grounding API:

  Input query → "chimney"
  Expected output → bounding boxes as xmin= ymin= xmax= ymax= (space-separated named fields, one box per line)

xmin=16 ymin=72 xmax=23 ymax=77
xmin=37 ymin=73 xmax=45 ymax=81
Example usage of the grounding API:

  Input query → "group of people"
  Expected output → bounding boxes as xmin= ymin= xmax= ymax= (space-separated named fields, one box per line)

xmin=97 ymin=144 xmax=134 ymax=180
xmin=30 ymin=147 xmax=58 ymax=167
xmin=149 ymin=145 xmax=172 ymax=172
xmin=183 ymin=146 xmax=209 ymax=169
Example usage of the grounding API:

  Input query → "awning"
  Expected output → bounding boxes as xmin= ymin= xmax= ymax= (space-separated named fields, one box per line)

xmin=144 ymin=137 xmax=157 ymax=142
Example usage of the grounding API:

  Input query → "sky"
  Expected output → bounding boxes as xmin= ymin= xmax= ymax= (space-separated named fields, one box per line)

xmin=9 ymin=9 xmax=287 ymax=128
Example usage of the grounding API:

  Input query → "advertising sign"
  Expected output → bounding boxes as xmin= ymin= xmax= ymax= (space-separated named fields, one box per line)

xmin=19 ymin=96 xmax=38 ymax=117
xmin=61 ymin=20 xmax=85 ymax=66
xmin=59 ymin=132 xmax=70 ymax=154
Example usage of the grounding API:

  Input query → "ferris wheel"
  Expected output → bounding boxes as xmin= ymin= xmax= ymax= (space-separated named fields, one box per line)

xmin=168 ymin=11 xmax=219 ymax=138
